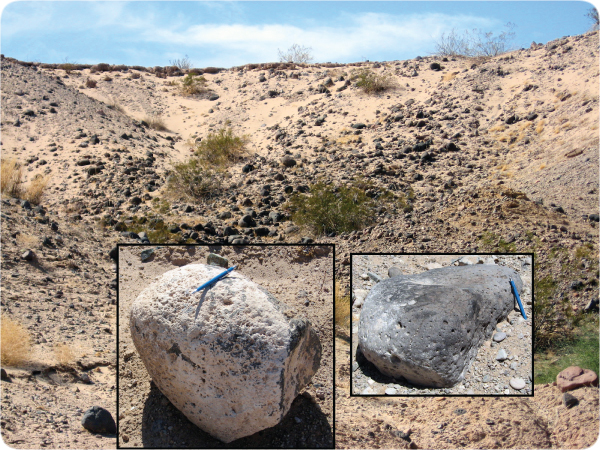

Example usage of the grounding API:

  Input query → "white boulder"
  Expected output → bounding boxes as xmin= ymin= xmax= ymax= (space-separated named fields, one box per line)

xmin=129 ymin=264 xmax=321 ymax=443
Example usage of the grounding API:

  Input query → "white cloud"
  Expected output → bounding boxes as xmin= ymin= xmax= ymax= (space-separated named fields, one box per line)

xmin=140 ymin=11 xmax=499 ymax=65
xmin=0 ymin=2 xmax=503 ymax=66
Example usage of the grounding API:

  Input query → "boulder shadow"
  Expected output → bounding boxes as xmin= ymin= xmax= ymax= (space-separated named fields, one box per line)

xmin=139 ymin=382 xmax=332 ymax=448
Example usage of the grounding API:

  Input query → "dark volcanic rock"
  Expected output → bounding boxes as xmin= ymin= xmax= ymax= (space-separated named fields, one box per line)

xmin=81 ymin=406 xmax=116 ymax=434
xmin=358 ymin=264 xmax=523 ymax=388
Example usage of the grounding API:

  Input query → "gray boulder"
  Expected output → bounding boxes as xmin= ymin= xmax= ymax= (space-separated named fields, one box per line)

xmin=130 ymin=264 xmax=321 ymax=442
xmin=358 ymin=264 xmax=522 ymax=388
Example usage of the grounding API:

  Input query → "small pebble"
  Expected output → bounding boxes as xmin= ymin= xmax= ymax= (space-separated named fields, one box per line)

xmin=385 ymin=388 xmax=397 ymax=395
xmin=496 ymin=349 xmax=508 ymax=361
xmin=482 ymin=374 xmax=491 ymax=383
xmin=510 ymin=377 xmax=526 ymax=390
xmin=493 ymin=332 xmax=507 ymax=342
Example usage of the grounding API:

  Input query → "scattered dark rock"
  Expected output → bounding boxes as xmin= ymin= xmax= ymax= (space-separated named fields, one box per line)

xmin=563 ymin=392 xmax=579 ymax=408
xmin=21 ymin=250 xmax=36 ymax=261
xmin=81 ymin=406 xmax=116 ymax=434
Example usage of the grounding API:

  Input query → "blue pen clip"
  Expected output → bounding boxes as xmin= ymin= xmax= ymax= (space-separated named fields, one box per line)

xmin=193 ymin=265 xmax=237 ymax=319
xmin=510 ymin=278 xmax=527 ymax=320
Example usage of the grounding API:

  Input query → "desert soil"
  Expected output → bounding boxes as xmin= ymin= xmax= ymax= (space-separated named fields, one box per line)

xmin=117 ymin=245 xmax=334 ymax=448
xmin=1 ymin=28 xmax=599 ymax=449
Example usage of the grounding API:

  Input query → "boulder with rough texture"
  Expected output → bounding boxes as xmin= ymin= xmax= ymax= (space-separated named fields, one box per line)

xmin=556 ymin=366 xmax=598 ymax=392
xmin=358 ymin=264 xmax=522 ymax=388
xmin=130 ymin=264 xmax=321 ymax=443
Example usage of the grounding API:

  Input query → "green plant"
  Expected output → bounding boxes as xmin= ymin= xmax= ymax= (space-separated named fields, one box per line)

xmin=194 ymin=128 xmax=248 ymax=167
xmin=286 ymin=181 xmax=374 ymax=236
xmin=1 ymin=316 xmax=32 ymax=366
xmin=353 ymin=68 xmax=395 ymax=95
xmin=434 ymin=23 xmax=516 ymax=58
xmin=278 ymin=44 xmax=313 ymax=64
xmin=166 ymin=159 xmax=222 ymax=201
xmin=478 ymin=231 xmax=516 ymax=252
xmin=151 ymin=197 xmax=170 ymax=214
xmin=535 ymin=315 xmax=599 ymax=384
xmin=179 ymin=73 xmax=208 ymax=96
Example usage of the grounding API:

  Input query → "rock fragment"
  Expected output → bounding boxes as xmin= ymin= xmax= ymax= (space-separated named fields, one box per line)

xmin=556 ymin=366 xmax=598 ymax=392
xmin=81 ymin=406 xmax=116 ymax=434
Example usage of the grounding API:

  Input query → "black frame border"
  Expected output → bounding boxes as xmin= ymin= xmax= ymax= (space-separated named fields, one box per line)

xmin=349 ymin=251 xmax=535 ymax=399
xmin=116 ymin=242 xmax=336 ymax=449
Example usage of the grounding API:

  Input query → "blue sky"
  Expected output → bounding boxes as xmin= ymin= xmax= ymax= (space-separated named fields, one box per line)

xmin=1 ymin=1 xmax=596 ymax=68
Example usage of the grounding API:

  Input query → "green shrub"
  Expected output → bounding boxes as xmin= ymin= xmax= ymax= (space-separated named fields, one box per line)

xmin=353 ymin=68 xmax=395 ymax=95
xmin=535 ymin=315 xmax=599 ymax=384
xmin=166 ymin=128 xmax=247 ymax=202
xmin=286 ymin=181 xmax=374 ymax=236
xmin=179 ymin=73 xmax=208 ymax=96
xmin=166 ymin=159 xmax=222 ymax=201
xmin=194 ymin=128 xmax=248 ymax=167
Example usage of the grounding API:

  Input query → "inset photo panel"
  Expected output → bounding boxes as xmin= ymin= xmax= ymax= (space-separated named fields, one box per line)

xmin=117 ymin=244 xmax=334 ymax=448
xmin=350 ymin=253 xmax=533 ymax=397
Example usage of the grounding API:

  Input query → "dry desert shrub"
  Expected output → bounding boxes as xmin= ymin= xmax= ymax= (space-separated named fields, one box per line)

xmin=85 ymin=78 xmax=97 ymax=88
xmin=335 ymin=282 xmax=351 ymax=329
xmin=53 ymin=343 xmax=75 ymax=366
xmin=441 ymin=71 xmax=458 ymax=82
xmin=536 ymin=119 xmax=546 ymax=134
xmin=1 ymin=316 xmax=33 ymax=366
xmin=23 ymin=173 xmax=50 ymax=205
xmin=106 ymin=96 xmax=125 ymax=114
xmin=1 ymin=158 xmax=23 ymax=198
xmin=278 ymin=44 xmax=313 ymax=64
xmin=143 ymin=113 xmax=169 ymax=131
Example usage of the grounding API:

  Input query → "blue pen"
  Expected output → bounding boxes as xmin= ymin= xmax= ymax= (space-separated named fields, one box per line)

xmin=510 ymin=278 xmax=527 ymax=320
xmin=193 ymin=265 xmax=237 ymax=320
xmin=193 ymin=265 xmax=237 ymax=293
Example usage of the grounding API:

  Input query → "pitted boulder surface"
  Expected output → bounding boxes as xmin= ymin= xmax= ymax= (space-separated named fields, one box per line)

xmin=358 ymin=264 xmax=522 ymax=388
xmin=129 ymin=264 xmax=321 ymax=443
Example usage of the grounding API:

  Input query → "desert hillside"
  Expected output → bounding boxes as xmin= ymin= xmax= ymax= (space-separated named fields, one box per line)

xmin=1 ymin=29 xmax=598 ymax=449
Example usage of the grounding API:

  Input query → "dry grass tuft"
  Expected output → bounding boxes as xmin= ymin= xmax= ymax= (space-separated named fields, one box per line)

xmin=334 ymin=282 xmax=351 ymax=329
xmin=1 ymin=158 xmax=24 ymax=198
xmin=53 ymin=343 xmax=75 ymax=366
xmin=106 ymin=96 xmax=125 ymax=114
xmin=536 ymin=119 xmax=546 ymax=134
xmin=1 ymin=316 xmax=33 ymax=366
xmin=441 ymin=71 xmax=458 ymax=82
xmin=143 ymin=113 xmax=169 ymax=131
xmin=24 ymin=174 xmax=50 ymax=205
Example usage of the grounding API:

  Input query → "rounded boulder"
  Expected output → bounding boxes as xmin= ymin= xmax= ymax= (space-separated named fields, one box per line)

xmin=129 ymin=264 xmax=321 ymax=443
